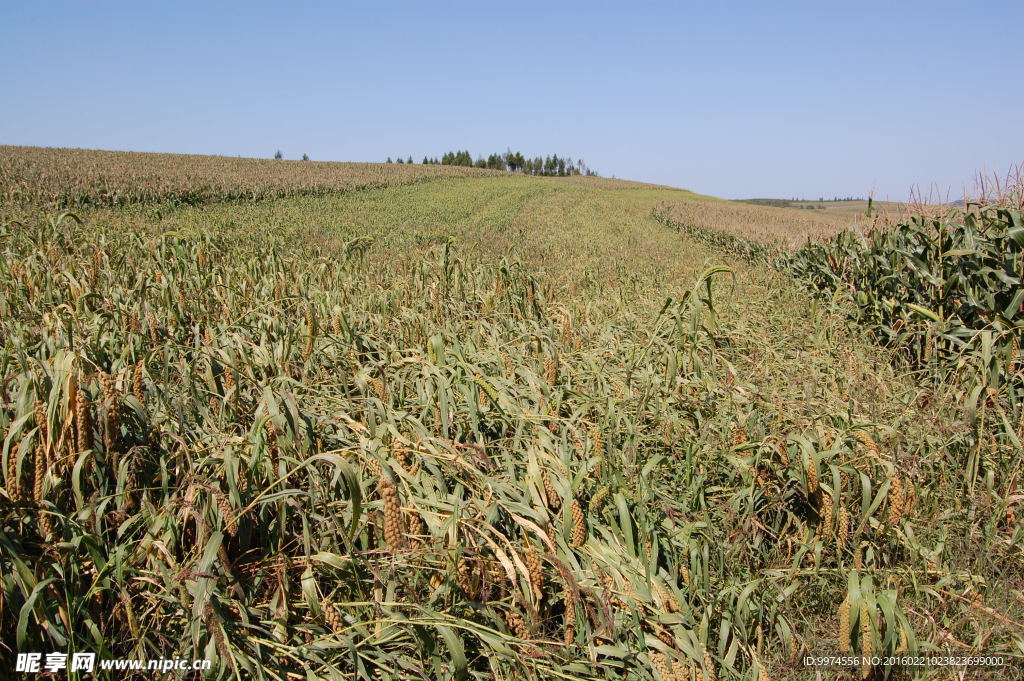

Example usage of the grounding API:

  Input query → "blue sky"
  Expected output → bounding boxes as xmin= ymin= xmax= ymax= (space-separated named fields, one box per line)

xmin=2 ymin=1 xmax=1021 ymax=200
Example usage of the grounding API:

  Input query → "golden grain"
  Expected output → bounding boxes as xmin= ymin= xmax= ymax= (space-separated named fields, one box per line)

xmin=75 ymin=385 xmax=93 ymax=454
xmin=852 ymin=430 xmax=880 ymax=458
xmin=837 ymin=507 xmax=849 ymax=551
xmin=701 ymin=647 xmax=717 ymax=681
xmin=6 ymin=442 xmax=21 ymax=502
xmin=838 ymin=597 xmax=851 ymax=653
xmin=859 ymin=601 xmax=873 ymax=679
xmin=505 ymin=609 xmax=529 ymax=639
xmin=525 ymin=546 xmax=544 ymax=598
xmin=32 ymin=443 xmax=45 ymax=503
xmin=888 ymin=475 xmax=905 ymax=527
xmin=542 ymin=469 xmax=560 ymax=510
xmin=324 ymin=603 xmax=342 ymax=634
xmin=570 ymin=498 xmax=586 ymax=547
xmin=545 ymin=355 xmax=558 ymax=387
xmin=215 ymin=490 xmax=237 ymax=537
xmin=805 ymin=456 xmax=818 ymax=495
xmin=132 ymin=362 xmax=145 ymax=404
xmin=652 ymin=652 xmax=672 ymax=681
xmin=379 ymin=475 xmax=403 ymax=550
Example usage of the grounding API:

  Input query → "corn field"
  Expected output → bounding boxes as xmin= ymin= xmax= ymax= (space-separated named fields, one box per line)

xmin=0 ymin=146 xmax=500 ymax=210
xmin=2 ymin=148 xmax=1023 ymax=680
xmin=782 ymin=205 xmax=1023 ymax=389
xmin=653 ymin=200 xmax=864 ymax=251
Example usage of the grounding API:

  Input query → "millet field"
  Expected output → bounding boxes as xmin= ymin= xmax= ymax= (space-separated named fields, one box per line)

xmin=1 ymin=147 xmax=1021 ymax=680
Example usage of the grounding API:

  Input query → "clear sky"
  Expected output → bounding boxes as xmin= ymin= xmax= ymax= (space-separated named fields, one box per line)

xmin=2 ymin=1 xmax=1021 ymax=200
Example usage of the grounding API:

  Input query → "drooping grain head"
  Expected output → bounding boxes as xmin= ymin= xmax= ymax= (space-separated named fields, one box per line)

xmin=570 ymin=498 xmax=586 ymax=547
xmin=860 ymin=602 xmax=876 ymax=659
xmin=776 ymin=441 xmax=790 ymax=467
xmin=457 ymin=556 xmax=474 ymax=597
xmin=6 ymin=443 xmax=21 ymax=502
xmin=76 ymin=385 xmax=94 ymax=454
xmin=146 ymin=309 xmax=160 ymax=344
xmin=33 ymin=443 xmax=46 ymax=503
xmin=838 ymin=597 xmax=851 ymax=653
xmin=887 ymin=475 xmax=905 ymax=528
xmin=805 ymin=456 xmax=818 ymax=495
xmin=837 ymin=507 xmax=849 ymax=550
xmin=895 ymin=625 xmax=909 ymax=655
xmin=545 ymin=355 xmax=558 ymax=387
xmin=562 ymin=585 xmax=579 ymax=645
xmin=679 ymin=563 xmax=692 ymax=587
xmin=215 ymin=490 xmax=237 ymax=537
xmin=818 ymin=492 xmax=833 ymax=537
xmin=379 ymin=475 xmax=403 ymax=550
xmin=98 ymin=371 xmax=121 ymax=452
xmin=132 ymin=362 xmax=145 ymax=404
xmin=525 ymin=546 xmax=544 ymax=599
xmin=542 ymin=470 xmax=561 ymax=510
xmin=369 ymin=376 xmax=387 ymax=402
xmin=652 ymin=579 xmax=681 ymax=613
xmin=702 ymin=647 xmax=717 ymax=681
xmin=505 ymin=609 xmax=529 ymax=639
xmin=651 ymin=652 xmax=672 ymax=681
xmin=33 ymin=401 xmax=48 ymax=447
xmin=859 ymin=601 xmax=873 ymax=679
xmin=852 ymin=430 xmax=880 ymax=458
xmin=323 ymin=603 xmax=342 ymax=634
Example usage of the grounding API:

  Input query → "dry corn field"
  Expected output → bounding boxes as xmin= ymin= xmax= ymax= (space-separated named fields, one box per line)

xmin=653 ymin=199 xmax=866 ymax=251
xmin=1 ymin=147 xmax=1022 ymax=680
xmin=0 ymin=146 xmax=501 ymax=209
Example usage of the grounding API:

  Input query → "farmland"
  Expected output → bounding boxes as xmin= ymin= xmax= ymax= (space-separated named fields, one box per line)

xmin=0 ymin=146 xmax=501 ymax=209
xmin=1 ymin=147 xmax=1022 ymax=680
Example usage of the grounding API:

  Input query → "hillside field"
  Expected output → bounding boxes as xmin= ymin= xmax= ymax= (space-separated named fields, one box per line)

xmin=1 ymin=148 xmax=1021 ymax=680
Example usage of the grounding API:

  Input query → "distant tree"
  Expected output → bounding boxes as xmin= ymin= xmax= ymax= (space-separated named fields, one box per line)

xmin=386 ymin=157 xmax=393 ymax=163
xmin=407 ymin=156 xmax=413 ymax=164
xmin=301 ymin=153 xmax=310 ymax=161
xmin=274 ymin=150 xmax=283 ymax=160
xmin=422 ymin=156 xmax=429 ymax=164
xmin=430 ymin=149 xmax=598 ymax=176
